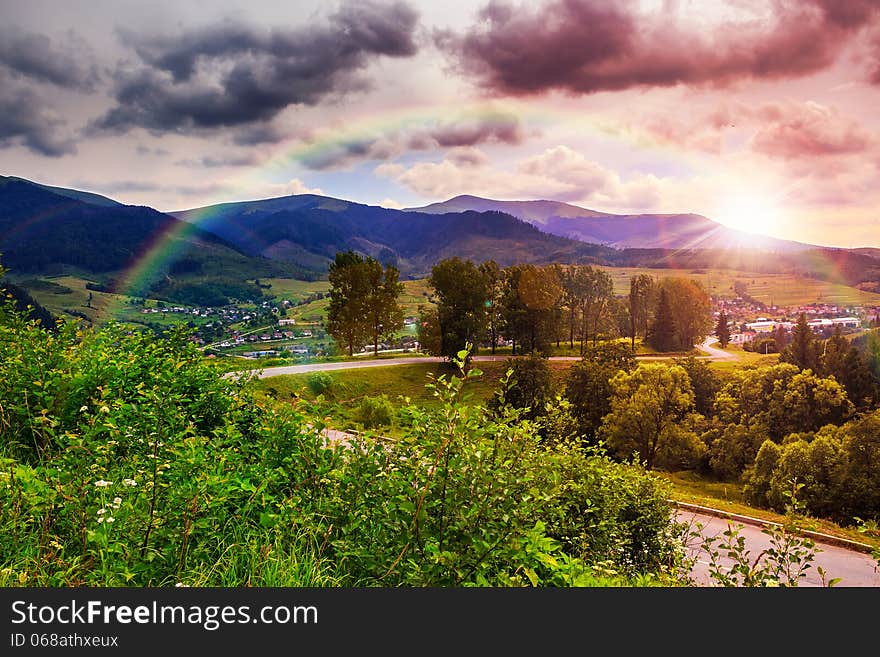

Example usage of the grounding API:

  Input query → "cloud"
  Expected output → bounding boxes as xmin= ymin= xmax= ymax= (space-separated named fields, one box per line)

xmin=231 ymin=123 xmax=291 ymax=146
xmin=92 ymin=1 xmax=419 ymax=135
xmin=0 ymin=75 xmax=76 ymax=156
xmin=300 ymin=112 xmax=525 ymax=170
xmin=70 ymin=180 xmax=162 ymax=194
xmin=176 ymin=154 xmax=260 ymax=168
xmin=382 ymin=144 xmax=663 ymax=210
xmin=749 ymin=101 xmax=875 ymax=159
xmin=0 ymin=27 xmax=98 ymax=90
xmin=439 ymin=0 xmax=880 ymax=96
xmin=136 ymin=144 xmax=171 ymax=157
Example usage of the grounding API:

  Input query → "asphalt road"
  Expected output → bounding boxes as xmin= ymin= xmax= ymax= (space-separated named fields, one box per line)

xmin=678 ymin=510 xmax=880 ymax=587
xmin=242 ymin=338 xmax=733 ymax=379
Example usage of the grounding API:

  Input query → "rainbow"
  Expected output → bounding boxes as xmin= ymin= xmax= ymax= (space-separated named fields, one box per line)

xmin=96 ymin=100 xmax=743 ymax=305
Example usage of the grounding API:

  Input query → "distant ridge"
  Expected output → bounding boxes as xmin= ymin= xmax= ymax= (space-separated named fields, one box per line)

xmin=406 ymin=195 xmax=815 ymax=253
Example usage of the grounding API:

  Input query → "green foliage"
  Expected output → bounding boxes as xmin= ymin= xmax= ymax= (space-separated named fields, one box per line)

xmin=715 ymin=311 xmax=730 ymax=348
xmin=563 ymin=342 xmax=636 ymax=442
xmin=489 ymin=352 xmax=553 ymax=421
xmin=355 ymin=395 xmax=395 ymax=429
xmin=600 ymin=364 xmax=705 ymax=470
xmin=428 ymin=257 xmax=489 ymax=361
xmin=740 ymin=411 xmax=880 ymax=523
xmin=0 ymin=292 xmax=686 ymax=587
xmin=326 ymin=251 xmax=404 ymax=356
xmin=306 ymin=371 xmax=334 ymax=396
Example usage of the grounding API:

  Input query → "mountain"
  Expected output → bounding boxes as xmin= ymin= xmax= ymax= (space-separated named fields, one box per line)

xmin=173 ymin=194 xmax=623 ymax=278
xmin=0 ymin=177 xmax=301 ymax=306
xmin=406 ymin=195 xmax=814 ymax=253
xmin=1 ymin=175 xmax=122 ymax=207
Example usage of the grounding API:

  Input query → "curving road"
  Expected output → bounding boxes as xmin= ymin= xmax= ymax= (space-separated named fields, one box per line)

xmin=678 ymin=510 xmax=880 ymax=587
xmin=239 ymin=338 xmax=733 ymax=380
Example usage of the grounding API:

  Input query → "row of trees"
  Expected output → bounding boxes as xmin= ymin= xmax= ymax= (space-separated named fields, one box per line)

xmin=418 ymin=257 xmax=712 ymax=360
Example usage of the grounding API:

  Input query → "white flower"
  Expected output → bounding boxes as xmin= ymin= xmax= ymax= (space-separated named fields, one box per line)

xmin=106 ymin=517 xmax=115 ymax=524
xmin=97 ymin=517 xmax=104 ymax=523
xmin=97 ymin=508 xmax=106 ymax=515
xmin=79 ymin=405 xmax=88 ymax=412
xmin=174 ymin=582 xmax=189 ymax=588
xmin=123 ymin=479 xmax=137 ymax=487
xmin=113 ymin=497 xmax=122 ymax=505
xmin=94 ymin=480 xmax=112 ymax=488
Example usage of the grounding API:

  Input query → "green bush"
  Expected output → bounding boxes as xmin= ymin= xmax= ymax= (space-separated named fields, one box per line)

xmin=0 ymin=291 xmax=687 ymax=587
xmin=355 ymin=394 xmax=394 ymax=429
xmin=306 ymin=371 xmax=334 ymax=395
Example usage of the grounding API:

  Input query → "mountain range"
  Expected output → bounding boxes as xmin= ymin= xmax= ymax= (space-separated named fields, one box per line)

xmin=2 ymin=175 xmax=879 ymax=308
xmin=407 ymin=195 xmax=813 ymax=252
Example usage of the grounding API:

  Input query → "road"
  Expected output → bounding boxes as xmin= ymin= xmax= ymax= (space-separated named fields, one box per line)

xmin=678 ymin=510 xmax=880 ymax=587
xmin=241 ymin=338 xmax=734 ymax=379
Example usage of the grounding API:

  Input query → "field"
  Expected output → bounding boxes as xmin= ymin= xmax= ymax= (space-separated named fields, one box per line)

xmin=597 ymin=266 xmax=880 ymax=306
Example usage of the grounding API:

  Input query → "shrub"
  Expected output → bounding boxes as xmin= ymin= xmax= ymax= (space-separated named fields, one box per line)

xmin=355 ymin=394 xmax=394 ymax=429
xmin=306 ymin=371 xmax=334 ymax=395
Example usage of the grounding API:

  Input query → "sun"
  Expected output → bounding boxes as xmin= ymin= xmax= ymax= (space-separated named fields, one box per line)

xmin=713 ymin=194 xmax=783 ymax=237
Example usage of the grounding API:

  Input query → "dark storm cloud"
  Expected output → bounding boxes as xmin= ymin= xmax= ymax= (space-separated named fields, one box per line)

xmin=0 ymin=76 xmax=76 ymax=156
xmin=300 ymin=113 xmax=525 ymax=170
xmin=92 ymin=0 xmax=419 ymax=135
xmin=438 ymin=0 xmax=880 ymax=96
xmin=231 ymin=123 xmax=289 ymax=146
xmin=0 ymin=27 xmax=98 ymax=90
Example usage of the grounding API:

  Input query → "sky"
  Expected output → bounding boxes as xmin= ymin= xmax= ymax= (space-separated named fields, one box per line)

xmin=2 ymin=0 xmax=880 ymax=248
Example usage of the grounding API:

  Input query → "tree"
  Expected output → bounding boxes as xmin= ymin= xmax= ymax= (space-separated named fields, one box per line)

xmin=416 ymin=304 xmax=442 ymax=356
xmin=715 ymin=311 xmax=730 ymax=348
xmin=479 ymin=260 xmax=504 ymax=355
xmin=646 ymin=288 xmax=677 ymax=352
xmin=577 ymin=266 xmax=614 ymax=353
xmin=673 ymin=355 xmax=720 ymax=417
xmin=326 ymin=251 xmax=371 ymax=356
xmin=363 ymin=259 xmax=404 ymax=356
xmin=628 ymin=274 xmax=655 ymax=350
xmin=428 ymin=257 xmax=488 ymax=361
xmin=600 ymin=364 xmax=704 ymax=470
xmin=563 ymin=342 xmax=636 ymax=442
xmin=659 ymin=277 xmax=712 ymax=350
xmin=781 ymin=313 xmax=818 ymax=372
xmin=490 ymin=352 xmax=553 ymax=422
xmin=500 ymin=265 xmax=562 ymax=356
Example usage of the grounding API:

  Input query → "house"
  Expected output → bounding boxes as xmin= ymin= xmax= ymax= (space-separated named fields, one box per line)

xmin=278 ymin=318 xmax=296 ymax=326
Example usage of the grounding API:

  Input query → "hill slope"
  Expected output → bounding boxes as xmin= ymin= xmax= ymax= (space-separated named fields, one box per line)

xmin=0 ymin=177 xmax=301 ymax=305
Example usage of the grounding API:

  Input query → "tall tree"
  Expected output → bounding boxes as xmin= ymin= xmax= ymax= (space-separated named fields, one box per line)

xmin=660 ymin=277 xmax=712 ymax=350
xmin=647 ymin=288 xmax=677 ymax=352
xmin=715 ymin=310 xmax=730 ymax=348
xmin=326 ymin=251 xmax=371 ymax=356
xmin=428 ymin=257 xmax=488 ymax=361
xmin=578 ymin=266 xmax=614 ymax=353
xmin=781 ymin=313 xmax=818 ymax=372
xmin=479 ymin=259 xmax=504 ymax=355
xmin=364 ymin=259 xmax=404 ymax=356
xmin=501 ymin=265 xmax=562 ymax=356
xmin=627 ymin=274 xmax=655 ymax=350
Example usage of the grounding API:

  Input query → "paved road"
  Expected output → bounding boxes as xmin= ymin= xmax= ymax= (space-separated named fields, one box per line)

xmin=240 ymin=338 xmax=734 ymax=380
xmin=698 ymin=336 xmax=737 ymax=361
xmin=678 ymin=510 xmax=880 ymax=587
